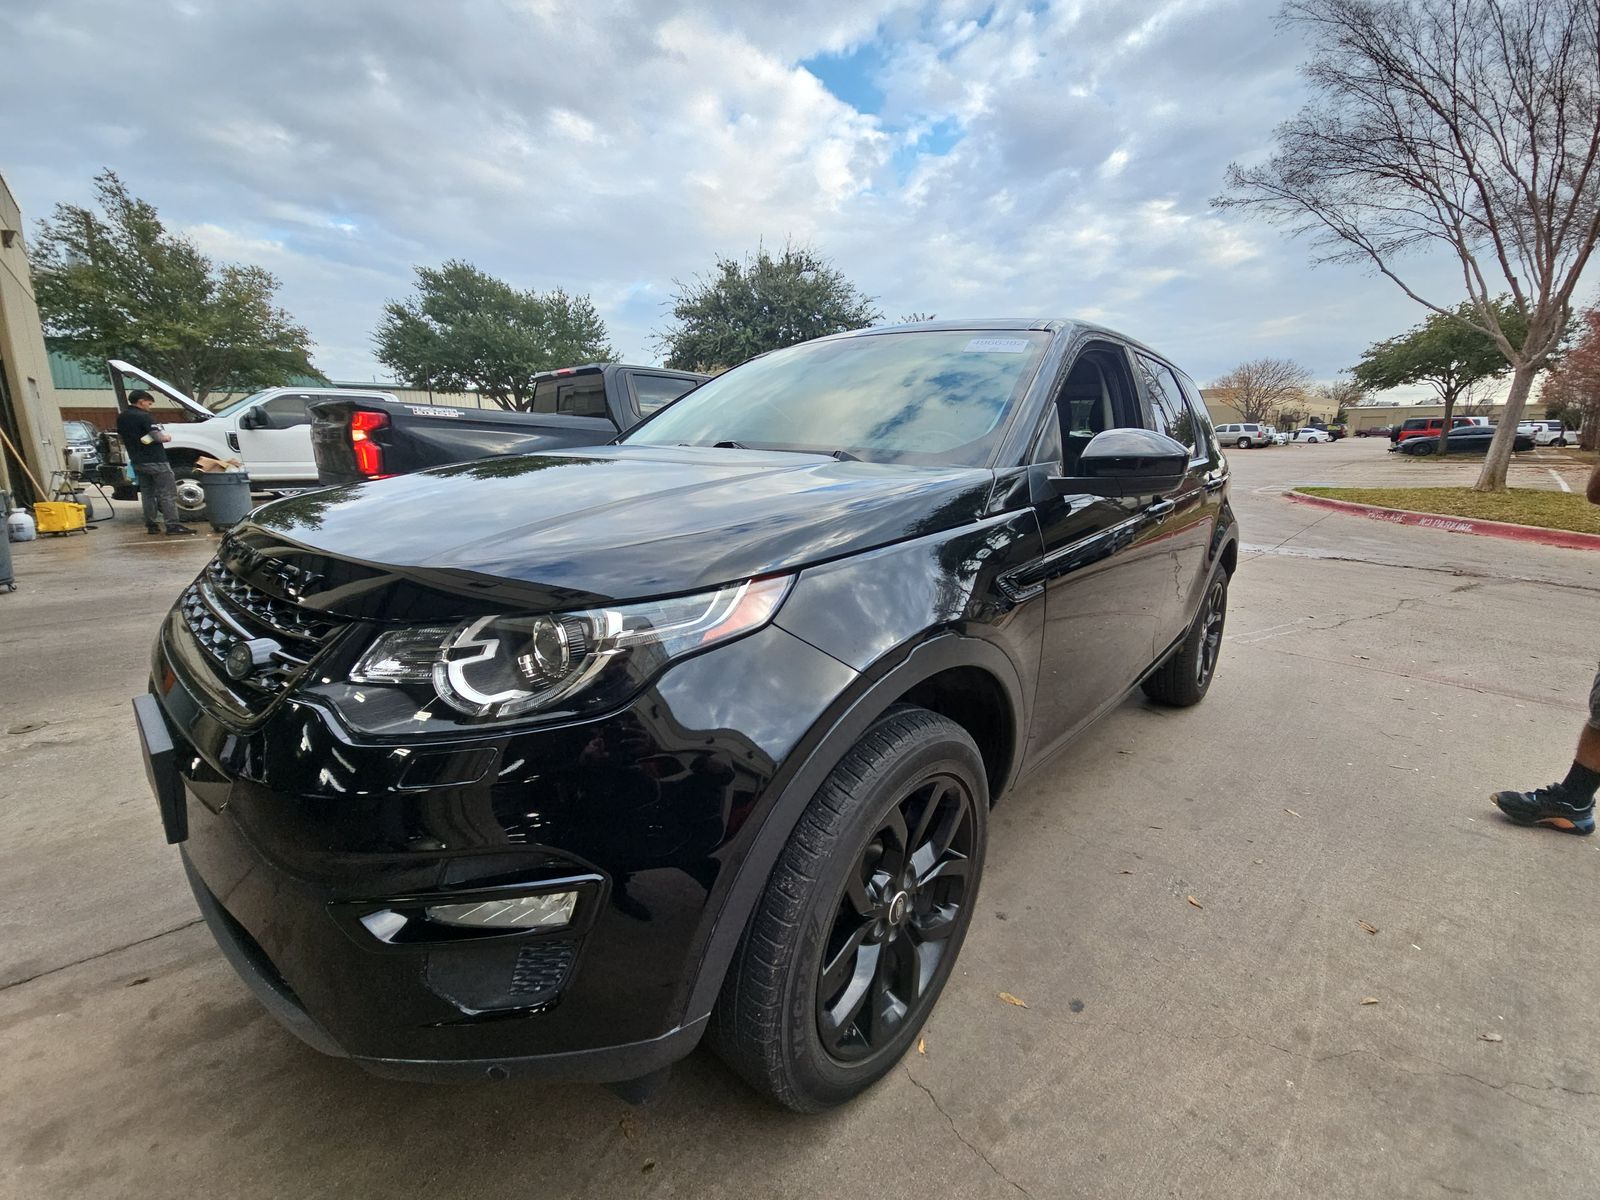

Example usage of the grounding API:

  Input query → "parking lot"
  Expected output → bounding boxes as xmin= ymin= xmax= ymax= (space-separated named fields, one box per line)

xmin=3 ymin=437 xmax=1599 ymax=1200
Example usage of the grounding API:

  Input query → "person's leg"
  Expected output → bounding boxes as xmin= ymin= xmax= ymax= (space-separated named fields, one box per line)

xmin=152 ymin=465 xmax=193 ymax=533
xmin=135 ymin=465 xmax=160 ymax=530
xmin=1492 ymin=667 xmax=1600 ymax=834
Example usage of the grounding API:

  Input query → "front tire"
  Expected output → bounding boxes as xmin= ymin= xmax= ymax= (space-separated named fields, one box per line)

xmin=709 ymin=708 xmax=988 ymax=1111
xmin=1143 ymin=570 xmax=1228 ymax=708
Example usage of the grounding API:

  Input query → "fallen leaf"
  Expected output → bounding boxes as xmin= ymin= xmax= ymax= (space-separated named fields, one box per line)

xmin=1358 ymin=921 xmax=1379 ymax=935
xmin=1119 ymin=869 xmax=1134 ymax=875
xmin=998 ymin=992 xmax=1029 ymax=1008
xmin=1186 ymin=895 xmax=1204 ymax=909
xmin=1252 ymin=858 xmax=1265 ymax=865
xmin=619 ymin=1115 xmax=639 ymax=1142
xmin=1284 ymin=808 xmax=1302 ymax=818
xmin=1360 ymin=997 xmax=1379 ymax=1005
xmin=1479 ymin=1032 xmax=1503 ymax=1043
xmin=641 ymin=1161 xmax=657 ymax=1174
xmin=917 ymin=1038 xmax=926 ymax=1055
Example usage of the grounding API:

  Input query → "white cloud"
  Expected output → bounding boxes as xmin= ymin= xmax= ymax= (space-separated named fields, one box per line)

xmin=0 ymin=0 xmax=1536 ymax=391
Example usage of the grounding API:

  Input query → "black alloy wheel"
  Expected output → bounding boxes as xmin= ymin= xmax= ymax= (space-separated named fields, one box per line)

xmin=709 ymin=707 xmax=988 ymax=1111
xmin=1142 ymin=568 xmax=1229 ymax=708
xmin=815 ymin=772 xmax=977 ymax=1062
xmin=1194 ymin=573 xmax=1226 ymax=691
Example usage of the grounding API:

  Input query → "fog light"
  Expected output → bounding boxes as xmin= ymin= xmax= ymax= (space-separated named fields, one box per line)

xmin=426 ymin=891 xmax=578 ymax=929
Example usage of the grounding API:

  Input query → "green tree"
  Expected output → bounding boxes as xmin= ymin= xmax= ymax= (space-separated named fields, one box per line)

xmin=1216 ymin=0 xmax=1600 ymax=491
xmin=374 ymin=261 xmax=615 ymax=411
xmin=33 ymin=170 xmax=320 ymax=405
xmin=657 ymin=242 xmax=882 ymax=371
xmin=1353 ymin=299 xmax=1526 ymax=453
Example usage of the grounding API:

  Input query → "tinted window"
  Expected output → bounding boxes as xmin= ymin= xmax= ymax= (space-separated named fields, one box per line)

xmin=626 ymin=330 xmax=1051 ymax=466
xmin=531 ymin=376 xmax=607 ymax=418
xmin=260 ymin=394 xmax=311 ymax=427
xmin=632 ymin=374 xmax=697 ymax=415
xmin=1173 ymin=370 xmax=1217 ymax=454
xmin=1136 ymin=355 xmax=1197 ymax=452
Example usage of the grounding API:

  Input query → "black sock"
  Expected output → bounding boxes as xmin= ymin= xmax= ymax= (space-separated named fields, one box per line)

xmin=1558 ymin=761 xmax=1600 ymax=805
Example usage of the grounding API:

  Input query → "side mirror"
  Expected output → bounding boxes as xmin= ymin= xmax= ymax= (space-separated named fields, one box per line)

xmin=1051 ymin=428 xmax=1189 ymax=498
xmin=238 ymin=408 xmax=264 ymax=430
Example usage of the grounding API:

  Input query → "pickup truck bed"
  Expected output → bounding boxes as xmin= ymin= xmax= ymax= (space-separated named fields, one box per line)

xmin=309 ymin=363 xmax=707 ymax=484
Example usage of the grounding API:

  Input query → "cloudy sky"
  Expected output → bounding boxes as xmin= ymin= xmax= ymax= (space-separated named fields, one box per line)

xmin=1 ymin=0 xmax=1515 ymax=392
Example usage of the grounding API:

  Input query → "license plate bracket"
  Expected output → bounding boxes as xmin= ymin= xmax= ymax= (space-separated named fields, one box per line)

xmin=133 ymin=693 xmax=188 ymax=844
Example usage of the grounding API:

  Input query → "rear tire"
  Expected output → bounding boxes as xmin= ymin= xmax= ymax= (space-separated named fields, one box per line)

xmin=1236 ymin=437 xmax=1250 ymax=449
xmin=1142 ymin=570 xmax=1228 ymax=708
xmin=709 ymin=708 xmax=988 ymax=1112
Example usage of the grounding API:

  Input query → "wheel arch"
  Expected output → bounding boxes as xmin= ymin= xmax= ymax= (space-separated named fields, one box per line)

xmin=682 ymin=634 xmax=1025 ymax=1023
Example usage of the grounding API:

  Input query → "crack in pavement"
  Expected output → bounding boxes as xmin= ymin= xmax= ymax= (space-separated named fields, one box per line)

xmin=903 ymin=1067 xmax=1036 ymax=1199
xmin=0 ymin=919 xmax=203 ymax=993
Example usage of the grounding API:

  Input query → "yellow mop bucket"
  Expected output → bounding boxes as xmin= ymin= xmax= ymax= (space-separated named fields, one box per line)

xmin=33 ymin=501 xmax=87 ymax=535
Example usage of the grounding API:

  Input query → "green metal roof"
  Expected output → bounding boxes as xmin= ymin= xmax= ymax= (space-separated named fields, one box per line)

xmin=48 ymin=348 xmax=323 ymax=391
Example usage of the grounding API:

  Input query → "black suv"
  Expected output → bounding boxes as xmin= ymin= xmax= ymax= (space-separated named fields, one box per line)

xmin=135 ymin=320 xmax=1237 ymax=1111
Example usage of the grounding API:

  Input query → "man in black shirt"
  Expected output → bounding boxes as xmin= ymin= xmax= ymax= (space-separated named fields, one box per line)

xmin=114 ymin=391 xmax=195 ymax=535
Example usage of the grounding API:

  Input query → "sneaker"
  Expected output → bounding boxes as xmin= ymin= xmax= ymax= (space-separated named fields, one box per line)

xmin=164 ymin=524 xmax=198 ymax=537
xmin=145 ymin=523 xmax=162 ymax=535
xmin=1491 ymin=787 xmax=1595 ymax=835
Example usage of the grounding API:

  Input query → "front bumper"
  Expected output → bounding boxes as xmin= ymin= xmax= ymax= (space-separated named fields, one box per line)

xmin=138 ymin=616 xmax=856 ymax=1083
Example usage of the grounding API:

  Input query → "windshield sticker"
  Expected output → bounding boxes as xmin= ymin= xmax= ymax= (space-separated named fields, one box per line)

xmin=964 ymin=338 xmax=1032 ymax=354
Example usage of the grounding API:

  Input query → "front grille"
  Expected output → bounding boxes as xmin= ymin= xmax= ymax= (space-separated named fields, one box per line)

xmin=509 ymin=941 xmax=576 ymax=999
xmin=178 ymin=559 xmax=344 ymax=695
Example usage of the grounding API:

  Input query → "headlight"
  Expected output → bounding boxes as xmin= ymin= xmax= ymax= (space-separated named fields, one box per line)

xmin=349 ymin=575 xmax=791 ymax=721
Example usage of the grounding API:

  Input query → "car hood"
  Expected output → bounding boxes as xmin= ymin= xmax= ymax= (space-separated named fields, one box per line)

xmin=241 ymin=445 xmax=997 ymax=615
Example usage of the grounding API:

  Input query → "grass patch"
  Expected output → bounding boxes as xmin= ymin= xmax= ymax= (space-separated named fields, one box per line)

xmin=1296 ymin=486 xmax=1600 ymax=535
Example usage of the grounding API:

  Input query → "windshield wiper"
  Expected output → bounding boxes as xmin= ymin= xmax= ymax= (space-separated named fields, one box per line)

xmin=828 ymin=448 xmax=860 ymax=461
xmin=713 ymin=440 xmax=748 ymax=449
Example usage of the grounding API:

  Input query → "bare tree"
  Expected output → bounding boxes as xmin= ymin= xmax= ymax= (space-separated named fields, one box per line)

xmin=1217 ymin=0 xmax=1600 ymax=491
xmin=1211 ymin=357 xmax=1315 ymax=423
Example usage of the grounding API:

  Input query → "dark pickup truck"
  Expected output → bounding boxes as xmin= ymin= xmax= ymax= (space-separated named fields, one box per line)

xmin=309 ymin=363 xmax=707 ymax=484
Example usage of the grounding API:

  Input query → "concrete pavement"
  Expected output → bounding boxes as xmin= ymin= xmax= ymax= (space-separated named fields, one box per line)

xmin=2 ymin=447 xmax=1598 ymax=1200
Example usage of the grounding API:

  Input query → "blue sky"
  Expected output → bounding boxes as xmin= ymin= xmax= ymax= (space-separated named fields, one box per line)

xmin=2 ymin=0 xmax=1567 ymax=397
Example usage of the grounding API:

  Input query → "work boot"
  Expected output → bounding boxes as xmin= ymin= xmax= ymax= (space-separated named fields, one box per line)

xmin=146 ymin=522 xmax=162 ymax=534
xmin=1491 ymin=786 xmax=1595 ymax=835
xmin=164 ymin=524 xmax=198 ymax=537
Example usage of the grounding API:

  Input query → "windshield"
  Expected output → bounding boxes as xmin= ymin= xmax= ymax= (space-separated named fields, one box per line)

xmin=208 ymin=389 xmax=273 ymax=417
xmin=623 ymin=330 xmax=1052 ymax=466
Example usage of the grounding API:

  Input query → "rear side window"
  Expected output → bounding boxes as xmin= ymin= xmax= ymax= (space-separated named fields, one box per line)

xmin=531 ymin=377 xmax=607 ymax=418
xmin=1173 ymin=370 xmax=1217 ymax=456
xmin=1136 ymin=355 xmax=1197 ymax=453
xmin=632 ymin=374 xmax=698 ymax=415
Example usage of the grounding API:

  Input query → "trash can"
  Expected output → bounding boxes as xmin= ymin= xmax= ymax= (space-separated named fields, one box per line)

xmin=199 ymin=470 xmax=254 ymax=533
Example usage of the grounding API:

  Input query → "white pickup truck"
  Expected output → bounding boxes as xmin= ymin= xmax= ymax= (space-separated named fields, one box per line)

xmin=107 ymin=360 xmax=397 ymax=515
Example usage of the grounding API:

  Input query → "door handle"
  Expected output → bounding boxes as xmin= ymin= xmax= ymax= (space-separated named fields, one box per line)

xmin=1204 ymin=476 xmax=1227 ymax=493
xmin=1146 ymin=498 xmax=1176 ymax=519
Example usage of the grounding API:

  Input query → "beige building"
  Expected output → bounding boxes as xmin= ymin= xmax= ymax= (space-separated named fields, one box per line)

xmin=0 ymin=174 xmax=66 ymax=506
xmin=1201 ymin=387 xmax=1342 ymax=429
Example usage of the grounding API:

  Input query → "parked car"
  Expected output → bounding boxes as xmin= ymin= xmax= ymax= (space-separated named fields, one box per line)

xmin=134 ymin=318 xmax=1238 ymax=1111
xmin=1517 ymin=420 xmax=1579 ymax=448
xmin=107 ymin=360 xmax=398 ymax=514
xmin=1292 ymin=427 xmax=1332 ymax=443
xmin=60 ymin=418 xmax=101 ymax=473
xmin=1272 ymin=430 xmax=1290 ymax=445
xmin=309 ymin=364 xmax=707 ymax=485
xmin=1355 ymin=425 xmax=1393 ymax=438
xmin=1214 ymin=421 xmax=1273 ymax=448
xmin=1391 ymin=415 xmax=1486 ymax=447
xmin=1396 ymin=425 xmax=1535 ymax=455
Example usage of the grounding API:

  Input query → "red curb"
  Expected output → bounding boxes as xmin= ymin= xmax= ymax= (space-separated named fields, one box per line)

xmin=1285 ymin=490 xmax=1600 ymax=552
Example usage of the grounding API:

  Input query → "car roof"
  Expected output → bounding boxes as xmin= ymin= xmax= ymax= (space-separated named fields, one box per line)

xmin=826 ymin=317 xmax=1185 ymax=370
